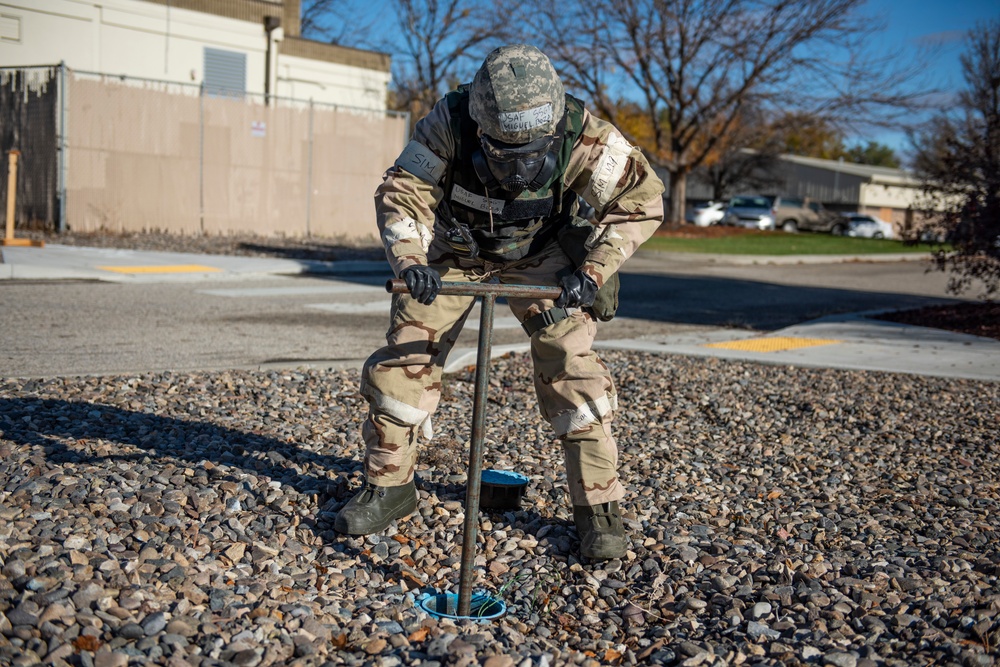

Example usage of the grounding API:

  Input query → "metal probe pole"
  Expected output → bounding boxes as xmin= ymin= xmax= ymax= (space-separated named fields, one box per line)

xmin=386 ymin=279 xmax=562 ymax=616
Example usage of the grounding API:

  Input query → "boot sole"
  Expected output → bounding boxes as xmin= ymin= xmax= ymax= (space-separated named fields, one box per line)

xmin=581 ymin=532 xmax=628 ymax=560
xmin=582 ymin=543 xmax=627 ymax=560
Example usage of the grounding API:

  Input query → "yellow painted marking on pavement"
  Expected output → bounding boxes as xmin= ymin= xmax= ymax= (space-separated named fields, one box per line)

xmin=97 ymin=265 xmax=223 ymax=274
xmin=704 ymin=336 xmax=842 ymax=353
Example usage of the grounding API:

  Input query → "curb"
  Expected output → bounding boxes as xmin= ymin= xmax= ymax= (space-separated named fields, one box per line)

xmin=633 ymin=250 xmax=933 ymax=266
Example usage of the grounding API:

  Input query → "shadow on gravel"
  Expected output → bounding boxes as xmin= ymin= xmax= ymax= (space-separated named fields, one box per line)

xmin=0 ymin=396 xmax=567 ymax=557
xmin=0 ymin=396 xmax=434 ymax=587
xmin=0 ymin=397 xmax=371 ymax=542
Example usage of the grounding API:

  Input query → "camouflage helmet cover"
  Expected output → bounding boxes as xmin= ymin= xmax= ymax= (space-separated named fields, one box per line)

xmin=469 ymin=44 xmax=566 ymax=145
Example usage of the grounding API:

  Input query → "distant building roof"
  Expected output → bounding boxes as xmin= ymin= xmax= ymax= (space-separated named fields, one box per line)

xmin=140 ymin=0 xmax=390 ymax=72
xmin=779 ymin=153 xmax=917 ymax=186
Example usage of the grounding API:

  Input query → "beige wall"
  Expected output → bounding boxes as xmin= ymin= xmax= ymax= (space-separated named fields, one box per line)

xmin=859 ymin=181 xmax=922 ymax=211
xmin=0 ymin=0 xmax=390 ymax=110
xmin=65 ymin=73 xmax=406 ymax=241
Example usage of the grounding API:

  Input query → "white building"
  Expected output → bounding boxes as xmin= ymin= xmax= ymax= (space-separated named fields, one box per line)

xmin=0 ymin=0 xmax=391 ymax=110
xmin=776 ymin=154 xmax=923 ymax=225
xmin=685 ymin=152 xmax=929 ymax=229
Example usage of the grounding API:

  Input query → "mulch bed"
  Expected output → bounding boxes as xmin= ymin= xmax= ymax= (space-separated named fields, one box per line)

xmin=874 ymin=302 xmax=1000 ymax=342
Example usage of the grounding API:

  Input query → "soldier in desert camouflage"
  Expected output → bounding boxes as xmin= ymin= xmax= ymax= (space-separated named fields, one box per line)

xmin=335 ymin=44 xmax=664 ymax=560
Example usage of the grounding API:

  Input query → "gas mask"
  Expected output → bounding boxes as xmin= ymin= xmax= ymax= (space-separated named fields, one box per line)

xmin=472 ymin=133 xmax=559 ymax=198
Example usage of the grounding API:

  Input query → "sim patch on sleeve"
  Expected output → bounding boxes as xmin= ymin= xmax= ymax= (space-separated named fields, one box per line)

xmin=394 ymin=140 xmax=447 ymax=184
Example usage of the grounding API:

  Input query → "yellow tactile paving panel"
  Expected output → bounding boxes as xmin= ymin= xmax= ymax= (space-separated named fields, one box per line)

xmin=704 ymin=336 xmax=842 ymax=353
xmin=97 ymin=265 xmax=223 ymax=274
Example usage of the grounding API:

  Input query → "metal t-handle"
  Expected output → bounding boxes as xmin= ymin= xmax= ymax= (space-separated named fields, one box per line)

xmin=386 ymin=278 xmax=562 ymax=615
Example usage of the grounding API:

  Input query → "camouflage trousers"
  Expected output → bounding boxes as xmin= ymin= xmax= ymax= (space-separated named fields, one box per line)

xmin=359 ymin=237 xmax=624 ymax=507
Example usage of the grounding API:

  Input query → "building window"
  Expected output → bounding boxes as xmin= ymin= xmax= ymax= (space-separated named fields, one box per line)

xmin=203 ymin=47 xmax=246 ymax=96
xmin=1 ymin=14 xmax=21 ymax=43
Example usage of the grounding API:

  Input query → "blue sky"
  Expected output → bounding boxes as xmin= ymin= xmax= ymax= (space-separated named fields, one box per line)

xmin=862 ymin=0 xmax=999 ymax=153
xmin=346 ymin=0 xmax=997 ymax=158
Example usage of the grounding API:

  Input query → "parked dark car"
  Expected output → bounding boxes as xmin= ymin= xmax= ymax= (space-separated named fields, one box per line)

xmin=723 ymin=195 xmax=776 ymax=231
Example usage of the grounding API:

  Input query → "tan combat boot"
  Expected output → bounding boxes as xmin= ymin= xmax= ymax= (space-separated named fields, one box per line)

xmin=334 ymin=482 xmax=417 ymax=535
xmin=573 ymin=501 xmax=627 ymax=560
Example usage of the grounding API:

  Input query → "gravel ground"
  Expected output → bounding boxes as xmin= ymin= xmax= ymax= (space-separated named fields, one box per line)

xmin=2 ymin=351 xmax=999 ymax=667
xmin=5 ymin=229 xmax=998 ymax=666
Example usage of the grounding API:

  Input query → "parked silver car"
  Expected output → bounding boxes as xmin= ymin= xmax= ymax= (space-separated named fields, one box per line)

xmin=723 ymin=195 xmax=776 ymax=231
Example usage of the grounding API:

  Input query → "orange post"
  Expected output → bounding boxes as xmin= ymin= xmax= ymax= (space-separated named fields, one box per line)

xmin=2 ymin=150 xmax=44 ymax=248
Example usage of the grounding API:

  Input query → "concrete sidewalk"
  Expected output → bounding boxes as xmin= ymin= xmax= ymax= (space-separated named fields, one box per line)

xmin=0 ymin=243 xmax=389 ymax=282
xmin=592 ymin=311 xmax=1000 ymax=382
xmin=439 ymin=311 xmax=1000 ymax=382
xmin=3 ymin=243 xmax=998 ymax=381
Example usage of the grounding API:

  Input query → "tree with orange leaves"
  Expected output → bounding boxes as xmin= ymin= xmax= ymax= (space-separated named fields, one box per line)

xmin=533 ymin=0 xmax=928 ymax=224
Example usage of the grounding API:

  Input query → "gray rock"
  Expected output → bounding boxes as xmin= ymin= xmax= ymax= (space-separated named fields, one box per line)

xmin=141 ymin=612 xmax=167 ymax=636
xmin=72 ymin=584 xmax=104 ymax=610
xmin=93 ymin=651 xmax=129 ymax=667
xmin=5 ymin=608 xmax=39 ymax=626
xmin=119 ymin=623 xmax=145 ymax=640
xmin=165 ymin=618 xmax=197 ymax=637
xmin=686 ymin=598 xmax=708 ymax=611
xmin=678 ymin=546 xmax=699 ymax=562
xmin=824 ymin=652 xmax=858 ymax=667
xmin=747 ymin=621 xmax=782 ymax=640
xmin=231 ymin=649 xmax=262 ymax=666
xmin=750 ymin=601 xmax=772 ymax=620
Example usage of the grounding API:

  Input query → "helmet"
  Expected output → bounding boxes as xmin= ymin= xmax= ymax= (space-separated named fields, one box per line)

xmin=469 ymin=45 xmax=565 ymax=145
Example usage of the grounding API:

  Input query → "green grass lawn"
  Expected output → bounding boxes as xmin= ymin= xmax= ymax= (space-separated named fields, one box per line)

xmin=641 ymin=230 xmax=942 ymax=255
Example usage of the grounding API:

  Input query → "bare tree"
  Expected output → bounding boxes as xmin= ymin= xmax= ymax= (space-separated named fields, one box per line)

xmin=535 ymin=0 xmax=930 ymax=224
xmin=690 ymin=103 xmax=786 ymax=200
xmin=695 ymin=149 xmax=785 ymax=203
xmin=379 ymin=0 xmax=515 ymax=123
xmin=300 ymin=0 xmax=367 ymax=44
xmin=911 ymin=20 xmax=1000 ymax=297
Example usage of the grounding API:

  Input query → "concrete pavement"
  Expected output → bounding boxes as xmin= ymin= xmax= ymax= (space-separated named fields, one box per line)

xmin=0 ymin=243 xmax=382 ymax=282
xmin=3 ymin=242 xmax=998 ymax=381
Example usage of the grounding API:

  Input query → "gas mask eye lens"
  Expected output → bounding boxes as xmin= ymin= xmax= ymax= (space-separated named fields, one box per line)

xmin=480 ymin=134 xmax=553 ymax=162
xmin=474 ymin=134 xmax=558 ymax=197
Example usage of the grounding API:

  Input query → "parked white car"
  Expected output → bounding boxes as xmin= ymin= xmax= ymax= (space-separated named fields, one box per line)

xmin=691 ymin=201 xmax=726 ymax=227
xmin=844 ymin=213 xmax=894 ymax=239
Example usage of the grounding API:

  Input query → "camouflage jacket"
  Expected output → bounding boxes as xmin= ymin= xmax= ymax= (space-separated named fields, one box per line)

xmin=374 ymin=96 xmax=665 ymax=290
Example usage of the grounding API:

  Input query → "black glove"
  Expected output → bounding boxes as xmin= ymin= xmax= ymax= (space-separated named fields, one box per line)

xmin=556 ymin=269 xmax=598 ymax=309
xmin=401 ymin=266 xmax=442 ymax=305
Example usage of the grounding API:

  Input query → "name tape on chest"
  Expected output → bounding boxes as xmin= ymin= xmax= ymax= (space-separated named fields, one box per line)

xmin=452 ymin=184 xmax=505 ymax=215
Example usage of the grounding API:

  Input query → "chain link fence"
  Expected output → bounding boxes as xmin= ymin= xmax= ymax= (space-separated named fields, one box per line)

xmin=0 ymin=66 xmax=61 ymax=230
xmin=1 ymin=64 xmax=409 ymax=242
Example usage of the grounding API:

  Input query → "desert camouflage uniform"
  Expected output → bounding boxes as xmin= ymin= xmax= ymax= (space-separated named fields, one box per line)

xmin=361 ymin=93 xmax=664 ymax=507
